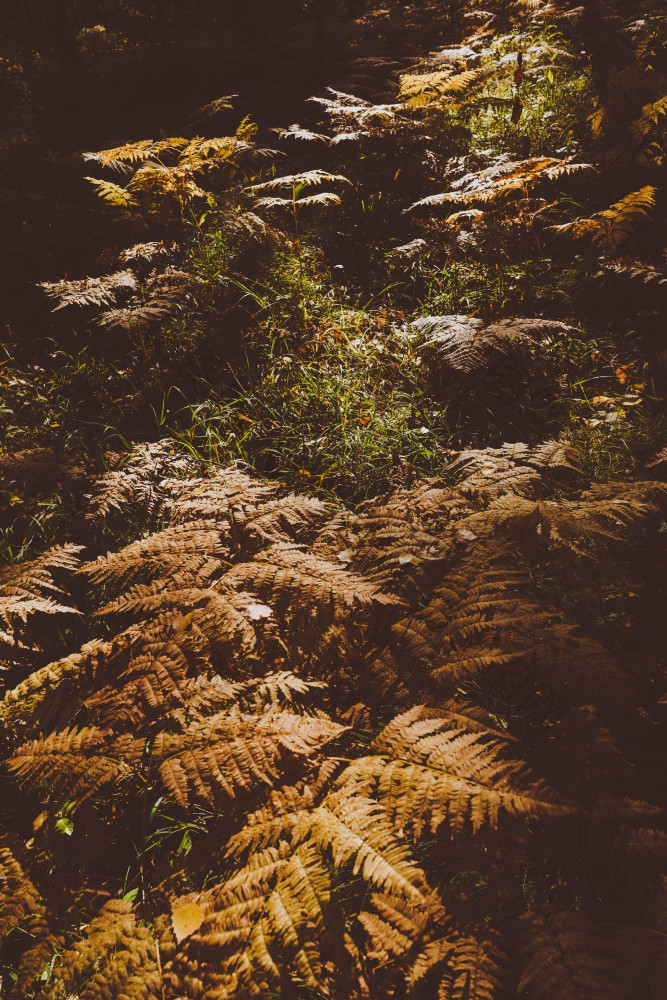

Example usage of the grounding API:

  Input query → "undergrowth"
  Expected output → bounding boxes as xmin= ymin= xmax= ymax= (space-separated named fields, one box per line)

xmin=1 ymin=2 xmax=666 ymax=997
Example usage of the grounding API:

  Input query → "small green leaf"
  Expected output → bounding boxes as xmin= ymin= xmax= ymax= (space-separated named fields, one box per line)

xmin=55 ymin=816 xmax=74 ymax=837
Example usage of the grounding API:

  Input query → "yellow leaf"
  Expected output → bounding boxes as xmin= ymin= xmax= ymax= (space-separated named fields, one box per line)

xmin=171 ymin=901 xmax=205 ymax=944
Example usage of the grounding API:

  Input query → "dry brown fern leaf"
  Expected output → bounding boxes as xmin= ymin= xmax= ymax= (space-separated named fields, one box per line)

xmin=9 ymin=708 xmax=345 ymax=813
xmin=96 ymin=265 xmax=193 ymax=330
xmin=313 ymin=480 xmax=471 ymax=604
xmin=0 ymin=587 xmax=292 ymax=740
xmin=221 ymin=542 xmax=404 ymax=630
xmin=359 ymin=888 xmax=505 ymax=999
xmin=412 ymin=316 xmax=576 ymax=399
xmin=407 ymin=926 xmax=505 ymax=1000
xmin=0 ymin=842 xmax=44 ymax=944
xmin=447 ymin=480 xmax=667 ymax=565
xmin=446 ymin=441 xmax=585 ymax=501
xmin=164 ymin=842 xmax=342 ymax=999
xmin=79 ymin=520 xmax=230 ymax=593
xmin=392 ymin=540 xmax=635 ymax=711
xmin=86 ymin=439 xmax=199 ymax=526
xmin=0 ymin=544 xmax=82 ymax=670
xmin=40 ymin=898 xmax=162 ymax=1000
xmin=0 ymin=843 xmax=61 ymax=1000
xmin=517 ymin=908 xmax=663 ymax=1000
xmin=361 ymin=705 xmax=571 ymax=837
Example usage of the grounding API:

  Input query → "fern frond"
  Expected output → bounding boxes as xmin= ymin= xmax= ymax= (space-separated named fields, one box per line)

xmin=79 ymin=520 xmax=229 ymax=592
xmin=83 ymin=138 xmax=159 ymax=170
xmin=271 ymin=124 xmax=330 ymax=143
xmin=0 ymin=544 xmax=82 ymax=665
xmin=85 ymin=440 xmax=197 ymax=526
xmin=553 ymin=186 xmax=656 ymax=251
xmin=309 ymin=87 xmax=402 ymax=127
xmin=225 ymin=785 xmax=316 ymax=856
xmin=39 ymin=269 xmax=137 ymax=310
xmin=249 ymin=169 xmax=351 ymax=192
xmin=42 ymin=899 xmax=162 ymax=1000
xmin=517 ymin=909 xmax=644 ymax=1000
xmin=165 ymin=465 xmax=275 ymax=525
xmin=167 ymin=843 xmax=333 ymax=999
xmin=8 ymin=727 xmax=142 ymax=808
xmin=0 ymin=843 xmax=44 ymax=943
xmin=221 ymin=542 xmax=403 ymax=628
xmin=447 ymin=440 xmax=584 ymax=500
xmin=408 ymin=931 xmax=505 ymax=1000
xmin=399 ymin=68 xmax=482 ymax=108
xmin=154 ymin=709 xmax=345 ymax=808
xmin=410 ymin=157 xmax=592 ymax=209
xmin=84 ymin=175 xmax=137 ymax=207
xmin=97 ymin=267 xmax=193 ymax=329
xmin=413 ymin=314 xmax=575 ymax=381
xmin=311 ymin=788 xmax=430 ymax=901
xmin=391 ymin=541 xmax=635 ymax=709
xmin=368 ymin=707 xmax=569 ymax=836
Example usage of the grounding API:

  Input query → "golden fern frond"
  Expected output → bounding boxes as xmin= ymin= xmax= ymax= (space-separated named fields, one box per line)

xmin=399 ymin=68 xmax=482 ymax=108
xmin=456 ymin=481 xmax=667 ymax=561
xmin=221 ymin=542 xmax=403 ymax=629
xmin=613 ymin=826 xmax=667 ymax=861
xmin=625 ymin=94 xmax=667 ymax=160
xmin=226 ymin=493 xmax=331 ymax=556
xmin=84 ymin=175 xmax=137 ymax=207
xmin=227 ymin=763 xmax=433 ymax=904
xmin=79 ymin=520 xmax=229 ymax=591
xmin=312 ymin=786 xmax=431 ymax=901
xmin=553 ymin=186 xmax=656 ymax=251
xmin=166 ymin=843 xmax=333 ymax=999
xmin=83 ymin=610 xmax=216 ymax=728
xmin=392 ymin=543 xmax=635 ymax=708
xmin=0 ymin=544 xmax=82 ymax=666
xmin=178 ymin=134 xmax=253 ymax=169
xmin=42 ymin=898 xmax=162 ymax=1000
xmin=154 ymin=709 xmax=345 ymax=808
xmin=408 ymin=932 xmax=505 ymax=1000
xmin=359 ymin=890 xmax=437 ymax=964
xmin=85 ymin=440 xmax=195 ymax=525
xmin=39 ymin=269 xmax=137 ymax=310
xmin=414 ymin=698 xmax=517 ymax=741
xmin=0 ymin=638 xmax=108 ymax=735
xmin=447 ymin=441 xmax=584 ymax=501
xmin=0 ymin=543 xmax=82 ymax=604
xmin=164 ymin=465 xmax=275 ymax=524
xmin=126 ymin=160 xmax=208 ymax=209
xmin=83 ymin=138 xmax=170 ymax=170
xmin=314 ymin=481 xmax=469 ymax=604
xmin=225 ymin=784 xmax=316 ymax=856
xmin=0 ymin=843 xmax=44 ymax=943
xmin=8 ymin=727 xmax=142 ymax=808
xmin=410 ymin=157 xmax=592 ymax=209
xmin=368 ymin=706 xmax=569 ymax=836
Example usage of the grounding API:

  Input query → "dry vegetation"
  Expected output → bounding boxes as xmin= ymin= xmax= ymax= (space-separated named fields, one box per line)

xmin=1 ymin=1 xmax=666 ymax=998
